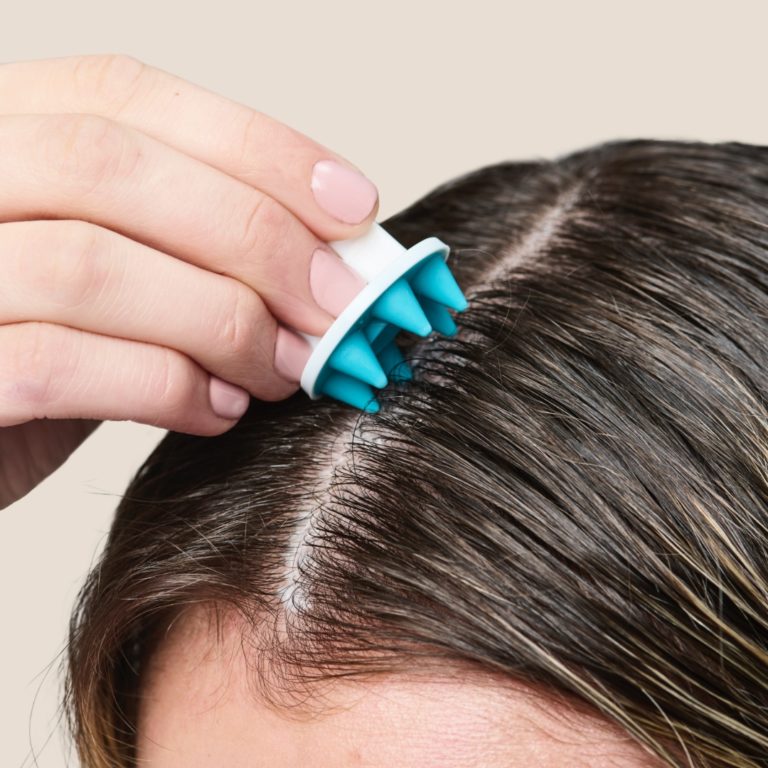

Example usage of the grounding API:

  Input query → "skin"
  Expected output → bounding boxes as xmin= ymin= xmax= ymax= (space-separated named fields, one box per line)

xmin=0 ymin=55 xmax=378 ymax=508
xmin=138 ymin=607 xmax=665 ymax=767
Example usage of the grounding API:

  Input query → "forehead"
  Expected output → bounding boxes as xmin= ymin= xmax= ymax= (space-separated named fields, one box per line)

xmin=137 ymin=608 xmax=660 ymax=768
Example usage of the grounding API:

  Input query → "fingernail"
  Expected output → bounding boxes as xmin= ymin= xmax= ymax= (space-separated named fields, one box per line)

xmin=311 ymin=159 xmax=378 ymax=224
xmin=209 ymin=377 xmax=250 ymax=420
xmin=310 ymin=247 xmax=367 ymax=317
xmin=274 ymin=326 xmax=312 ymax=383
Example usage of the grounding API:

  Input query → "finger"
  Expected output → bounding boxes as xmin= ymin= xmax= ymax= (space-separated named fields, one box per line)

xmin=0 ymin=219 xmax=300 ymax=400
xmin=0 ymin=322 xmax=251 ymax=434
xmin=0 ymin=55 xmax=379 ymax=240
xmin=0 ymin=113 xmax=367 ymax=338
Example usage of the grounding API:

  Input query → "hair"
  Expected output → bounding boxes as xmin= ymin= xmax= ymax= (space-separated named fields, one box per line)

xmin=66 ymin=139 xmax=768 ymax=767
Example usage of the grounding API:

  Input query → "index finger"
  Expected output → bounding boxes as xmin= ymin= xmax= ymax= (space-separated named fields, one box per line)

xmin=0 ymin=54 xmax=379 ymax=241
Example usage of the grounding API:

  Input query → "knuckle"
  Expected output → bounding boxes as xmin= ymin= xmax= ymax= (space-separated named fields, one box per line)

xmin=70 ymin=54 xmax=148 ymax=114
xmin=39 ymin=113 xmax=141 ymax=194
xmin=1 ymin=323 xmax=70 ymax=416
xmin=216 ymin=285 xmax=262 ymax=360
xmin=24 ymin=221 xmax=110 ymax=309
xmin=151 ymin=349 xmax=197 ymax=415
xmin=235 ymin=110 xmax=264 ymax=169
xmin=235 ymin=193 xmax=286 ymax=259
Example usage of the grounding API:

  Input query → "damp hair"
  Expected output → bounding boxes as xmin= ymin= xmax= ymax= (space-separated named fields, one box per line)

xmin=66 ymin=139 xmax=768 ymax=767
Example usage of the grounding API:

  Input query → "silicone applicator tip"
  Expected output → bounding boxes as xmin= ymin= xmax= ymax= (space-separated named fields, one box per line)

xmin=372 ymin=278 xmax=432 ymax=336
xmin=412 ymin=254 xmax=469 ymax=312
xmin=328 ymin=329 xmax=388 ymax=389
xmin=320 ymin=371 xmax=380 ymax=412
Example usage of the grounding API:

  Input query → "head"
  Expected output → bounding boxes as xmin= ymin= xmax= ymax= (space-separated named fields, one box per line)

xmin=67 ymin=139 xmax=768 ymax=767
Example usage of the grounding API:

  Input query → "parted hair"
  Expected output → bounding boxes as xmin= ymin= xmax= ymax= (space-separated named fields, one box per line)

xmin=67 ymin=139 xmax=768 ymax=767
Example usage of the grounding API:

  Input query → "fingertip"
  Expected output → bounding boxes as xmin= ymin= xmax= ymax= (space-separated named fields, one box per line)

xmin=273 ymin=325 xmax=312 ymax=386
xmin=257 ymin=380 xmax=302 ymax=403
xmin=310 ymin=158 xmax=379 ymax=230
xmin=208 ymin=376 xmax=250 ymax=421
xmin=340 ymin=193 xmax=380 ymax=239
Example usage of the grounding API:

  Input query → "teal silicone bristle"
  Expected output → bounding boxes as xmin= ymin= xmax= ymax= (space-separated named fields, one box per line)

xmin=299 ymin=225 xmax=468 ymax=412
xmin=363 ymin=319 xmax=389 ymax=343
xmin=420 ymin=296 xmax=458 ymax=336
xmin=411 ymin=253 xmax=469 ymax=312
xmin=321 ymin=372 xmax=380 ymax=413
xmin=328 ymin=329 xmax=388 ymax=389
xmin=371 ymin=278 xmax=432 ymax=336
xmin=378 ymin=341 xmax=413 ymax=382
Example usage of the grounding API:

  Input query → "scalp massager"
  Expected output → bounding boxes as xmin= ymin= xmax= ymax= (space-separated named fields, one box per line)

xmin=297 ymin=223 xmax=469 ymax=413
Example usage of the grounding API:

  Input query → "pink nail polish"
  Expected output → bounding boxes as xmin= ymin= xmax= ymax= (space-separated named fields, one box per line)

xmin=310 ymin=247 xmax=367 ymax=317
xmin=274 ymin=326 xmax=312 ymax=383
xmin=311 ymin=159 xmax=378 ymax=224
xmin=209 ymin=377 xmax=250 ymax=420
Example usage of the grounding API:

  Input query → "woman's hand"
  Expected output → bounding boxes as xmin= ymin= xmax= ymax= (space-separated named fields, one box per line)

xmin=0 ymin=55 xmax=378 ymax=508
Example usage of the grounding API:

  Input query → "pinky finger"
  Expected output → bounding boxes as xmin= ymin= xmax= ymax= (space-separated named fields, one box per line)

xmin=0 ymin=322 xmax=250 ymax=434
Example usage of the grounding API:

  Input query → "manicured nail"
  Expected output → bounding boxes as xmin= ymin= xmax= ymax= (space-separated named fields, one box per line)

xmin=209 ymin=377 xmax=250 ymax=420
xmin=310 ymin=247 xmax=367 ymax=317
xmin=274 ymin=326 xmax=312 ymax=383
xmin=311 ymin=159 xmax=378 ymax=224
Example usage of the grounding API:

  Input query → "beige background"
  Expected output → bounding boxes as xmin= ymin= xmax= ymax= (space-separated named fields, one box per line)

xmin=2 ymin=1 xmax=766 ymax=764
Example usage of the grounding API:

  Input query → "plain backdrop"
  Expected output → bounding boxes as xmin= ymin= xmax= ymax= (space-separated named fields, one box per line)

xmin=2 ymin=1 xmax=766 ymax=764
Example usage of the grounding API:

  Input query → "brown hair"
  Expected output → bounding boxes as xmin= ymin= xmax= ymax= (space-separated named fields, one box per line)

xmin=66 ymin=139 xmax=768 ymax=767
